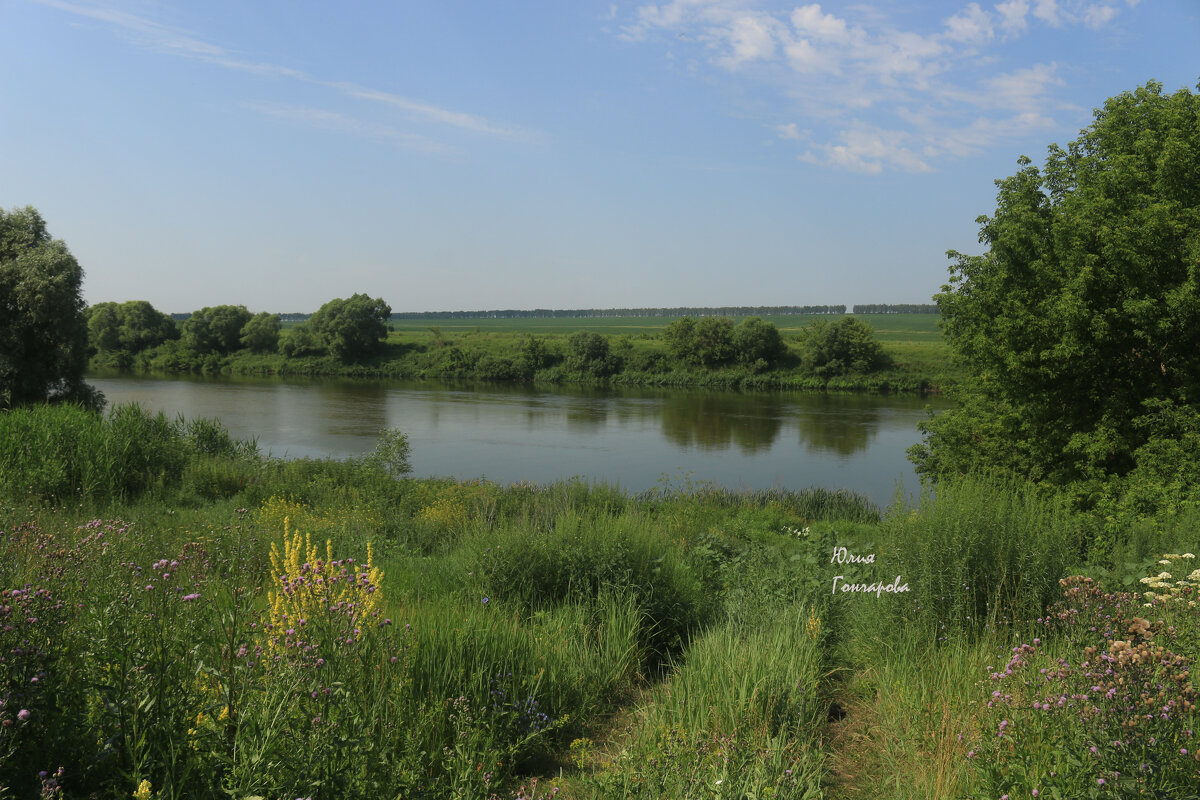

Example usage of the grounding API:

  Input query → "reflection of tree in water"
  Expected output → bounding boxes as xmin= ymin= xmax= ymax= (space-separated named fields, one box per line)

xmin=566 ymin=398 xmax=609 ymax=431
xmin=315 ymin=382 xmax=389 ymax=437
xmin=660 ymin=394 xmax=784 ymax=454
xmin=794 ymin=395 xmax=881 ymax=457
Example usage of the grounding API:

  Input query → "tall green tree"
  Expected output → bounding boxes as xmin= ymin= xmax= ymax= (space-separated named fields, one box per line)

xmin=87 ymin=300 xmax=177 ymax=354
xmin=799 ymin=317 xmax=888 ymax=376
xmin=182 ymin=305 xmax=253 ymax=354
xmin=0 ymin=206 xmax=100 ymax=409
xmin=308 ymin=293 xmax=391 ymax=361
xmin=731 ymin=316 xmax=787 ymax=368
xmin=240 ymin=311 xmax=281 ymax=354
xmin=911 ymin=80 xmax=1200 ymax=487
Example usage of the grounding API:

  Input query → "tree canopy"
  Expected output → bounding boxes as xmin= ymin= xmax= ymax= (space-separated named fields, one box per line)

xmin=0 ymin=206 xmax=99 ymax=410
xmin=911 ymin=80 xmax=1200 ymax=493
xmin=87 ymin=300 xmax=178 ymax=355
xmin=798 ymin=317 xmax=889 ymax=376
xmin=183 ymin=305 xmax=254 ymax=355
xmin=307 ymin=293 xmax=392 ymax=361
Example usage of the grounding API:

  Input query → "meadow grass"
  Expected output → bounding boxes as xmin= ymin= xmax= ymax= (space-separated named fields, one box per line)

xmin=2 ymin=404 xmax=1199 ymax=798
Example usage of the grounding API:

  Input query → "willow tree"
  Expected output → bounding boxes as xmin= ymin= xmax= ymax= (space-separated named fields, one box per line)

xmin=0 ymin=206 xmax=100 ymax=410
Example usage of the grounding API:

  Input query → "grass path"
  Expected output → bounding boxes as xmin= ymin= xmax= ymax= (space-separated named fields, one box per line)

xmin=822 ymin=628 xmax=991 ymax=799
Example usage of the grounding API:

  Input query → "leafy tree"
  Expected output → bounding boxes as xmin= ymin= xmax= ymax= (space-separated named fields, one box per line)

xmin=183 ymin=305 xmax=253 ymax=354
xmin=87 ymin=300 xmax=177 ymax=354
xmin=693 ymin=317 xmax=735 ymax=367
xmin=799 ymin=317 xmax=889 ymax=376
xmin=663 ymin=316 xmax=698 ymax=362
xmin=0 ymin=206 xmax=100 ymax=409
xmin=279 ymin=323 xmax=325 ymax=358
xmin=308 ymin=293 xmax=391 ymax=361
xmin=731 ymin=316 xmax=787 ymax=368
xmin=662 ymin=316 xmax=737 ymax=367
xmin=87 ymin=302 xmax=123 ymax=352
xmin=240 ymin=311 xmax=281 ymax=354
xmin=911 ymin=80 xmax=1200 ymax=488
xmin=565 ymin=331 xmax=620 ymax=377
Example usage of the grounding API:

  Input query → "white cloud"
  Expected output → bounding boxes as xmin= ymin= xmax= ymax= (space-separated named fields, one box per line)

xmin=36 ymin=0 xmax=530 ymax=142
xmin=717 ymin=13 xmax=782 ymax=67
xmin=802 ymin=126 xmax=932 ymax=174
xmin=776 ymin=122 xmax=803 ymax=140
xmin=944 ymin=3 xmax=995 ymax=43
xmin=243 ymin=103 xmax=455 ymax=154
xmin=1032 ymin=0 xmax=1061 ymax=25
xmin=1083 ymin=4 xmax=1119 ymax=28
xmin=984 ymin=62 xmax=1064 ymax=112
xmin=995 ymin=0 xmax=1030 ymax=34
xmin=790 ymin=4 xmax=851 ymax=42
xmin=617 ymin=0 xmax=1140 ymax=173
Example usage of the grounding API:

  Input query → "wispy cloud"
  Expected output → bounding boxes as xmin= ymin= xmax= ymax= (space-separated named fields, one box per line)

xmin=242 ymin=103 xmax=457 ymax=155
xmin=620 ymin=0 xmax=1134 ymax=172
xmin=34 ymin=0 xmax=534 ymax=144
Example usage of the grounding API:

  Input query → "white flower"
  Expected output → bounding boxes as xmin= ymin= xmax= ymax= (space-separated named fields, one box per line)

xmin=1183 ymin=553 xmax=1196 ymax=559
xmin=1159 ymin=559 xmax=1173 ymax=565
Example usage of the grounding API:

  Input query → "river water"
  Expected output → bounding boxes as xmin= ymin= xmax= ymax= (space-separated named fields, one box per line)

xmin=87 ymin=373 xmax=949 ymax=509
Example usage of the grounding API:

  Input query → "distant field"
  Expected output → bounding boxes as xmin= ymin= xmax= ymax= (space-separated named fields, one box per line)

xmin=388 ymin=313 xmax=944 ymax=340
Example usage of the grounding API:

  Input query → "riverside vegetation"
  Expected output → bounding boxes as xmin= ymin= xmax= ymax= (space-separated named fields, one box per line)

xmin=2 ymin=403 xmax=1200 ymax=799
xmin=85 ymin=300 xmax=952 ymax=394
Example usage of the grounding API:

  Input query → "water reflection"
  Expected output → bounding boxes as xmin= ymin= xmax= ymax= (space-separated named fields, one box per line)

xmin=793 ymin=394 xmax=882 ymax=458
xmin=660 ymin=394 xmax=783 ymax=454
xmin=85 ymin=372 xmax=950 ymax=506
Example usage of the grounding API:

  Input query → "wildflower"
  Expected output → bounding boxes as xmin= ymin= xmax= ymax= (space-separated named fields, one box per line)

xmin=133 ymin=779 xmax=152 ymax=800
xmin=17 ymin=709 xmax=30 ymax=721
xmin=482 ymin=597 xmax=490 ymax=605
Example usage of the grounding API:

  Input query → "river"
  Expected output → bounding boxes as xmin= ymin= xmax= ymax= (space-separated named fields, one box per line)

xmin=87 ymin=372 xmax=949 ymax=509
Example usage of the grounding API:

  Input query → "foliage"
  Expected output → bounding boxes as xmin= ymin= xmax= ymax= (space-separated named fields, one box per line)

xmin=914 ymin=80 xmax=1200 ymax=489
xmin=239 ymin=311 xmax=281 ymax=354
xmin=359 ymin=428 xmax=413 ymax=477
xmin=182 ymin=305 xmax=254 ymax=355
xmin=86 ymin=300 xmax=178 ymax=356
xmin=731 ymin=315 xmax=787 ymax=368
xmin=307 ymin=293 xmax=392 ymax=361
xmin=565 ymin=330 xmax=621 ymax=377
xmin=0 ymin=403 xmax=257 ymax=505
xmin=0 ymin=206 xmax=99 ymax=410
xmin=880 ymin=475 xmax=1080 ymax=639
xmin=798 ymin=316 xmax=890 ymax=376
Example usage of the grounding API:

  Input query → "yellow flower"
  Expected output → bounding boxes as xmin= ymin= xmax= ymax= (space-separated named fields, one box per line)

xmin=266 ymin=517 xmax=384 ymax=653
xmin=806 ymin=606 xmax=822 ymax=640
xmin=133 ymin=779 xmax=152 ymax=800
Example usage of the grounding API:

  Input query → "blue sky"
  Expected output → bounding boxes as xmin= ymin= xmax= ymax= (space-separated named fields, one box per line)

xmin=1 ymin=1 xmax=1196 ymax=314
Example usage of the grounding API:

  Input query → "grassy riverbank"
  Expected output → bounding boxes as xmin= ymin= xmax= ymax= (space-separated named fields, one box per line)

xmin=97 ymin=314 xmax=956 ymax=394
xmin=3 ymin=404 xmax=1199 ymax=798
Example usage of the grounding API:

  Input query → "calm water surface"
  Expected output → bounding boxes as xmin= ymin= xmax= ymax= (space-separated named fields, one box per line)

xmin=87 ymin=373 xmax=949 ymax=509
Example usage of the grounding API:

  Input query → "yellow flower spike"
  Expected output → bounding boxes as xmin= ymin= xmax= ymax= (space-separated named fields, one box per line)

xmin=133 ymin=779 xmax=152 ymax=800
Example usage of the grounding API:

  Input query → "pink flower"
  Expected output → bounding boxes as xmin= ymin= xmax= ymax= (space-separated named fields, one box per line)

xmin=17 ymin=709 xmax=30 ymax=721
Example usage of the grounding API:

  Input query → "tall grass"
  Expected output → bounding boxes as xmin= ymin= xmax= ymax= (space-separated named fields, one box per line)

xmin=880 ymin=475 xmax=1082 ymax=638
xmin=0 ymin=403 xmax=257 ymax=505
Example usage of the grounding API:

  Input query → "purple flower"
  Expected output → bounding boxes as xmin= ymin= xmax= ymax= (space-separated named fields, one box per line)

xmin=17 ymin=709 xmax=30 ymax=721
xmin=482 ymin=597 xmax=490 ymax=605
